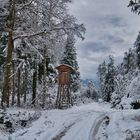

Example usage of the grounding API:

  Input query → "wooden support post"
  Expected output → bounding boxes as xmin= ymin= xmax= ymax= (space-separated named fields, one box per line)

xmin=56 ymin=64 xmax=74 ymax=109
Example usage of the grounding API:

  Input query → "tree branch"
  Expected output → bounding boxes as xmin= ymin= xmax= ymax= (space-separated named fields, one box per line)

xmin=13 ymin=27 xmax=68 ymax=40
xmin=16 ymin=0 xmax=34 ymax=11
xmin=13 ymin=25 xmax=84 ymax=41
xmin=14 ymin=30 xmax=49 ymax=40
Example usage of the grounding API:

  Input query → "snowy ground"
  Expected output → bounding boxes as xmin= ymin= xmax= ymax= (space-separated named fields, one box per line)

xmin=0 ymin=102 xmax=140 ymax=140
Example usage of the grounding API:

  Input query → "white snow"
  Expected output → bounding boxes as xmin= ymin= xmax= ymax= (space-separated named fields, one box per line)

xmin=0 ymin=102 xmax=139 ymax=140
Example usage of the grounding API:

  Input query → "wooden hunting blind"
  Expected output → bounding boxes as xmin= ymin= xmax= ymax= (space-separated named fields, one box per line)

xmin=56 ymin=64 xmax=74 ymax=109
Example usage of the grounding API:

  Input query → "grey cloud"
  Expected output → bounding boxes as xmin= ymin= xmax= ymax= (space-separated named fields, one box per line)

xmin=107 ymin=16 xmax=126 ymax=27
xmin=81 ymin=42 xmax=111 ymax=53
xmin=98 ymin=15 xmax=127 ymax=27
xmin=70 ymin=0 xmax=140 ymax=79
xmin=101 ymin=35 xmax=125 ymax=44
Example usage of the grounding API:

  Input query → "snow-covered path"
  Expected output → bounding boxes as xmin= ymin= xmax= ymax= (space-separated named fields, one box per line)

xmin=88 ymin=114 xmax=109 ymax=140
xmin=0 ymin=102 xmax=140 ymax=140
xmin=61 ymin=112 xmax=104 ymax=140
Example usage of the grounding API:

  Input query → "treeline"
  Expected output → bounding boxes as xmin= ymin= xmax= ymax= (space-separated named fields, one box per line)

xmin=97 ymin=0 xmax=140 ymax=109
xmin=0 ymin=0 xmax=85 ymax=108
xmin=97 ymin=32 xmax=140 ymax=109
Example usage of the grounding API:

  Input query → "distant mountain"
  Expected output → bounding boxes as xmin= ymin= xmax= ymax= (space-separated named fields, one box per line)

xmin=81 ymin=79 xmax=99 ymax=88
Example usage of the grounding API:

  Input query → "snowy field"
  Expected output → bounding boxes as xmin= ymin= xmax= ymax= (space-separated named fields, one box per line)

xmin=0 ymin=102 xmax=140 ymax=140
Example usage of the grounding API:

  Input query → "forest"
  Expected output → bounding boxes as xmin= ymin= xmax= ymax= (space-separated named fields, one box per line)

xmin=0 ymin=0 xmax=140 ymax=140
xmin=0 ymin=0 xmax=85 ymax=108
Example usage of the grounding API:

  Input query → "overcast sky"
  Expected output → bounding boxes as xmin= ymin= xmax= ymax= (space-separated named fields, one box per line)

xmin=69 ymin=0 xmax=140 ymax=80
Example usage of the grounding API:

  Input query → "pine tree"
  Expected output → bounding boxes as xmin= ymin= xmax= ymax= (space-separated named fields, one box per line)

xmin=61 ymin=33 xmax=80 ymax=92
xmin=0 ymin=34 xmax=7 ymax=92
xmin=98 ymin=56 xmax=117 ymax=102
xmin=0 ymin=0 xmax=8 ymax=94
xmin=86 ymin=80 xmax=98 ymax=100
xmin=128 ymin=0 xmax=140 ymax=14
xmin=104 ymin=55 xmax=116 ymax=102
xmin=1 ymin=0 xmax=16 ymax=107
xmin=97 ymin=61 xmax=107 ymax=100
xmin=0 ymin=0 xmax=85 ymax=108
xmin=135 ymin=32 xmax=140 ymax=69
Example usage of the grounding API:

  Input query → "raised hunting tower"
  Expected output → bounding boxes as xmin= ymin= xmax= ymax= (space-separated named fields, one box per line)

xmin=56 ymin=64 xmax=74 ymax=109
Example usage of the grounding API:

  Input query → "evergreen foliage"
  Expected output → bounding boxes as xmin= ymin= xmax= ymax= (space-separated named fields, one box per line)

xmin=61 ymin=33 xmax=80 ymax=92
xmin=0 ymin=0 xmax=8 ymax=91
xmin=97 ymin=61 xmax=107 ymax=100
xmin=135 ymin=32 xmax=140 ymax=69
xmin=128 ymin=0 xmax=140 ymax=14
xmin=86 ymin=80 xmax=98 ymax=100
xmin=98 ymin=56 xmax=116 ymax=102
xmin=0 ymin=0 xmax=85 ymax=108
xmin=110 ymin=32 xmax=140 ymax=108
xmin=105 ymin=56 xmax=116 ymax=102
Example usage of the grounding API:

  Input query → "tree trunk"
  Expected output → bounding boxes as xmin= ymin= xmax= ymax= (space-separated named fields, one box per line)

xmin=2 ymin=0 xmax=15 ymax=108
xmin=42 ymin=51 xmax=47 ymax=108
xmin=17 ymin=68 xmax=21 ymax=107
xmin=32 ymin=62 xmax=37 ymax=105
xmin=42 ymin=73 xmax=46 ymax=108
xmin=11 ymin=61 xmax=15 ymax=106
xmin=23 ymin=66 xmax=28 ymax=103
xmin=2 ymin=32 xmax=14 ymax=107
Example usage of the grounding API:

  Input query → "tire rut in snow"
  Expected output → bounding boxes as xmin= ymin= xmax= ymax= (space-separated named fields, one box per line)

xmin=51 ymin=122 xmax=75 ymax=140
xmin=89 ymin=115 xmax=110 ymax=140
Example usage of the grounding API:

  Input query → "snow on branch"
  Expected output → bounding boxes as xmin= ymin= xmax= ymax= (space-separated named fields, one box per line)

xmin=16 ymin=0 xmax=34 ymax=11
xmin=14 ymin=30 xmax=49 ymax=40
xmin=14 ymin=25 xmax=85 ymax=41
xmin=128 ymin=0 xmax=140 ymax=14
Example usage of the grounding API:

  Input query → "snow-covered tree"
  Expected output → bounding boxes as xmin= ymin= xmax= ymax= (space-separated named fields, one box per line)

xmin=120 ymin=49 xmax=136 ymax=75
xmin=0 ymin=0 xmax=8 ymax=91
xmin=110 ymin=32 xmax=140 ymax=108
xmin=128 ymin=0 xmax=140 ymax=14
xmin=135 ymin=32 xmax=140 ymax=69
xmin=104 ymin=56 xmax=117 ymax=102
xmin=111 ymin=74 xmax=128 ymax=108
xmin=0 ymin=33 xmax=7 ymax=92
xmin=0 ymin=0 xmax=85 ymax=107
xmin=97 ymin=61 xmax=107 ymax=101
xmin=86 ymin=80 xmax=98 ymax=100
xmin=98 ymin=56 xmax=117 ymax=102
xmin=61 ymin=33 xmax=80 ymax=92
